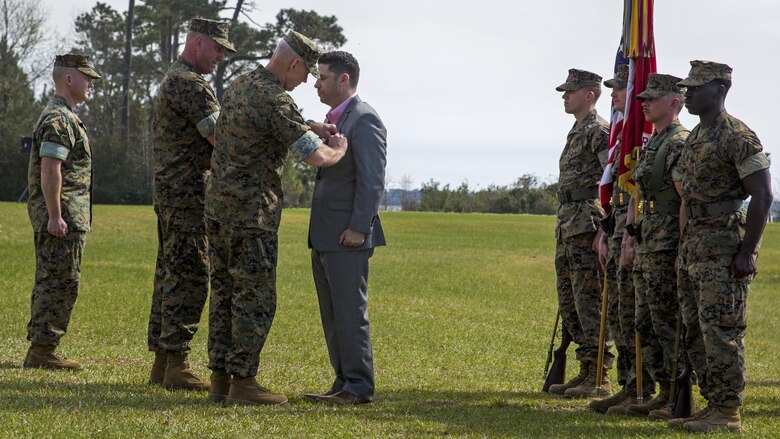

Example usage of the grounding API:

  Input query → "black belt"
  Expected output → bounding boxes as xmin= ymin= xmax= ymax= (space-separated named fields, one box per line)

xmin=686 ymin=199 xmax=744 ymax=219
xmin=639 ymin=200 xmax=680 ymax=215
xmin=557 ymin=187 xmax=598 ymax=203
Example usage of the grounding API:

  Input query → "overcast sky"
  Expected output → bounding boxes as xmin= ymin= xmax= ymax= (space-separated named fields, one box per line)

xmin=49 ymin=0 xmax=780 ymax=190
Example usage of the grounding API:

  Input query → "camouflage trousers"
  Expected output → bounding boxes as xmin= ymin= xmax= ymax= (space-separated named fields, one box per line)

xmin=678 ymin=254 xmax=750 ymax=408
xmin=147 ymin=206 xmax=209 ymax=354
xmin=206 ymin=218 xmax=278 ymax=378
xmin=28 ymin=232 xmax=86 ymax=347
xmin=607 ymin=236 xmax=655 ymax=393
xmin=633 ymin=249 xmax=681 ymax=384
xmin=555 ymin=232 xmax=613 ymax=367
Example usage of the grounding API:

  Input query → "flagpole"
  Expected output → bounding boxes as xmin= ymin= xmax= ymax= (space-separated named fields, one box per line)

xmin=618 ymin=0 xmax=656 ymax=405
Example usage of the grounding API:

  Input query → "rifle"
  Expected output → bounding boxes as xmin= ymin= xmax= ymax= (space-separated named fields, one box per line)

xmin=672 ymin=361 xmax=694 ymax=419
xmin=671 ymin=317 xmax=694 ymax=418
xmin=542 ymin=312 xmax=560 ymax=382
xmin=542 ymin=312 xmax=572 ymax=393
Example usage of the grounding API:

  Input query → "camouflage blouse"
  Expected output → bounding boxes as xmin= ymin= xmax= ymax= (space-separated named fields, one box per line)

xmin=633 ymin=121 xmax=689 ymax=254
xmin=556 ymin=110 xmax=609 ymax=239
xmin=677 ymin=111 xmax=769 ymax=260
xmin=27 ymin=96 xmax=92 ymax=233
xmin=153 ymin=57 xmax=220 ymax=209
xmin=205 ymin=65 xmax=320 ymax=231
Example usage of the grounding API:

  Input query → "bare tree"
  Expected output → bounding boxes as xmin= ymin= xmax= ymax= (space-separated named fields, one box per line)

xmin=400 ymin=175 xmax=417 ymax=211
xmin=0 ymin=0 xmax=50 ymax=87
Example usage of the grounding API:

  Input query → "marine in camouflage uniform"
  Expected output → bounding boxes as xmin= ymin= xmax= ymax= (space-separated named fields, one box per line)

xmin=623 ymin=74 xmax=690 ymax=417
xmin=549 ymin=69 xmax=614 ymax=398
xmin=147 ymin=18 xmax=236 ymax=390
xmin=603 ymin=66 xmax=631 ymax=393
xmin=24 ymin=54 xmax=101 ymax=370
xmin=204 ymin=31 xmax=348 ymax=406
xmin=590 ymin=65 xmax=656 ymax=414
xmin=671 ymin=61 xmax=772 ymax=433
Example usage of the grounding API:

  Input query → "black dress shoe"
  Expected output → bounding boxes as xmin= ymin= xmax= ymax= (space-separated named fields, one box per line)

xmin=320 ymin=390 xmax=371 ymax=405
xmin=303 ymin=389 xmax=340 ymax=402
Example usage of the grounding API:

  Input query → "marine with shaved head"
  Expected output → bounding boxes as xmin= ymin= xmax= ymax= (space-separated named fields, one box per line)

xmin=24 ymin=53 xmax=100 ymax=370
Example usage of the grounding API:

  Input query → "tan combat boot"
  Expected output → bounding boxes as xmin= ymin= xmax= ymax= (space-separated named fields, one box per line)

xmin=148 ymin=351 xmax=167 ymax=385
xmin=208 ymin=369 xmax=231 ymax=404
xmin=668 ymin=403 xmax=713 ymax=429
xmin=605 ymin=392 xmax=650 ymax=415
xmin=588 ymin=386 xmax=634 ymax=414
xmin=626 ymin=381 xmax=670 ymax=415
xmin=226 ymin=376 xmax=288 ymax=406
xmin=163 ymin=354 xmax=210 ymax=391
xmin=564 ymin=365 xmax=611 ymax=398
xmin=648 ymin=403 xmax=673 ymax=421
xmin=23 ymin=345 xmax=82 ymax=370
xmin=683 ymin=406 xmax=740 ymax=433
xmin=548 ymin=362 xmax=589 ymax=396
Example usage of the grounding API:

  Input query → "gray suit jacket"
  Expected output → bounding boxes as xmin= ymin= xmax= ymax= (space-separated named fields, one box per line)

xmin=308 ymin=95 xmax=387 ymax=252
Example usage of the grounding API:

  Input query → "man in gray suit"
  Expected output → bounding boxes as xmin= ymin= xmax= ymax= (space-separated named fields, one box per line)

xmin=304 ymin=51 xmax=387 ymax=405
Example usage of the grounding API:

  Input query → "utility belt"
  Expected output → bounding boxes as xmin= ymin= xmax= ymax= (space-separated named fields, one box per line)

xmin=685 ymin=199 xmax=744 ymax=219
xmin=557 ymin=187 xmax=598 ymax=203
xmin=638 ymin=199 xmax=680 ymax=215
xmin=610 ymin=191 xmax=629 ymax=208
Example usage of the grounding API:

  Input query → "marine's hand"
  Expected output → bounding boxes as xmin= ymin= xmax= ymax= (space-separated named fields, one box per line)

xmin=327 ymin=133 xmax=348 ymax=151
xmin=620 ymin=232 xmax=635 ymax=269
xmin=309 ymin=121 xmax=338 ymax=139
xmin=48 ymin=216 xmax=68 ymax=238
xmin=730 ymin=251 xmax=755 ymax=279
xmin=674 ymin=255 xmax=680 ymax=275
xmin=598 ymin=234 xmax=608 ymax=271
xmin=339 ymin=228 xmax=365 ymax=247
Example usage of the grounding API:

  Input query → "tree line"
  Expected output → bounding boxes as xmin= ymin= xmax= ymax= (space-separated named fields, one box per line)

xmin=0 ymin=0 xmax=345 ymax=205
xmin=0 ymin=0 xmax=561 ymax=216
xmin=392 ymin=175 xmax=560 ymax=215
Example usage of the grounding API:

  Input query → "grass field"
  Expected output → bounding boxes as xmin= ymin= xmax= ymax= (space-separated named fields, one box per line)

xmin=0 ymin=201 xmax=778 ymax=438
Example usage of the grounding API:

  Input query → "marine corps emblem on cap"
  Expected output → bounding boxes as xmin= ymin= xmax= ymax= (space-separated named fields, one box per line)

xmin=637 ymin=74 xmax=684 ymax=100
xmin=604 ymin=64 xmax=629 ymax=89
xmin=556 ymin=68 xmax=602 ymax=92
xmin=678 ymin=60 xmax=732 ymax=87
xmin=54 ymin=53 xmax=101 ymax=79
xmin=283 ymin=31 xmax=321 ymax=78
xmin=189 ymin=17 xmax=237 ymax=53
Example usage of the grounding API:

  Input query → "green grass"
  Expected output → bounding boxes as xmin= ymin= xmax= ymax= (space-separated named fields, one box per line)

xmin=0 ymin=201 xmax=778 ymax=438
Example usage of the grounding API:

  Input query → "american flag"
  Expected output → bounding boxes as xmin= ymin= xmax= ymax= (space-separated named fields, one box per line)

xmin=598 ymin=45 xmax=630 ymax=214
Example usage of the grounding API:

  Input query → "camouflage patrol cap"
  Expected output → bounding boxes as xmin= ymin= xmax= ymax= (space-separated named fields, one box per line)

xmin=189 ymin=18 xmax=236 ymax=53
xmin=678 ymin=60 xmax=732 ymax=87
xmin=54 ymin=53 xmax=101 ymax=79
xmin=604 ymin=64 xmax=628 ymax=89
xmin=637 ymin=74 xmax=684 ymax=100
xmin=556 ymin=68 xmax=602 ymax=92
xmin=283 ymin=31 xmax=321 ymax=78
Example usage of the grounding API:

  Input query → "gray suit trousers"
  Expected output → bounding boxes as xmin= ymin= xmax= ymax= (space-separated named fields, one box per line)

xmin=311 ymin=248 xmax=374 ymax=400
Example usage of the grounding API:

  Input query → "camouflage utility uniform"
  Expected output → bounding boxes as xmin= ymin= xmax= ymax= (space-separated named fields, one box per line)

xmin=676 ymin=109 xmax=768 ymax=408
xmin=148 ymin=57 xmax=220 ymax=355
xmin=205 ymin=65 xmax=320 ymax=378
xmin=633 ymin=119 xmax=688 ymax=388
xmin=553 ymin=70 xmax=613 ymax=371
xmin=601 ymin=65 xmax=632 ymax=390
xmin=26 ymin=94 xmax=93 ymax=347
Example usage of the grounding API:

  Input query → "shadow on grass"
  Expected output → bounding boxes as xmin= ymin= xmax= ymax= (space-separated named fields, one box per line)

xmin=745 ymin=393 xmax=780 ymax=417
xmin=324 ymin=389 xmax=669 ymax=437
xmin=747 ymin=379 xmax=780 ymax=388
xmin=0 ymin=379 xmax=208 ymax=411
